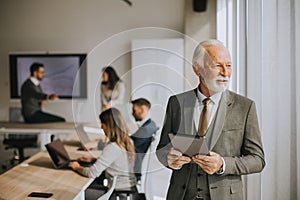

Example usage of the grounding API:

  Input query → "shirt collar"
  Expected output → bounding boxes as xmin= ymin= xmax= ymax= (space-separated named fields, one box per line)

xmin=30 ymin=77 xmax=40 ymax=86
xmin=137 ymin=115 xmax=150 ymax=127
xmin=196 ymin=86 xmax=222 ymax=105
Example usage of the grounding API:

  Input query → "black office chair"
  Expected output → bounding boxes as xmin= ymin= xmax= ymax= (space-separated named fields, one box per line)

xmin=111 ymin=188 xmax=139 ymax=200
xmin=2 ymin=108 xmax=38 ymax=165
xmin=87 ymin=173 xmax=141 ymax=200
xmin=3 ymin=134 xmax=37 ymax=163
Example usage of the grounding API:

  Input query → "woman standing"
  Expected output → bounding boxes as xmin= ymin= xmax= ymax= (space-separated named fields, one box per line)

xmin=101 ymin=66 xmax=125 ymax=111
xmin=69 ymin=108 xmax=139 ymax=199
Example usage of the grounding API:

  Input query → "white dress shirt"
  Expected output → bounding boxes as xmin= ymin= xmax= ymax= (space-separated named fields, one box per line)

xmin=30 ymin=77 xmax=40 ymax=86
xmin=193 ymin=89 xmax=222 ymax=130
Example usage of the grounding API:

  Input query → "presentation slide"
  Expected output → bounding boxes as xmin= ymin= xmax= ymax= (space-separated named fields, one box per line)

xmin=16 ymin=56 xmax=81 ymax=97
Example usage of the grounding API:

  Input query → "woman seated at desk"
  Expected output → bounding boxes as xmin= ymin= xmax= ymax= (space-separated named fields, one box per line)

xmin=69 ymin=108 xmax=139 ymax=200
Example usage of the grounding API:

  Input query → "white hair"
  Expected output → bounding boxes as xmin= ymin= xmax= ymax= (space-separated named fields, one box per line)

xmin=192 ymin=39 xmax=225 ymax=69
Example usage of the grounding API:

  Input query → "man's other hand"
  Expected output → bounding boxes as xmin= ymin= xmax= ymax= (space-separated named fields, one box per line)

xmin=168 ymin=148 xmax=191 ymax=170
xmin=41 ymin=100 xmax=48 ymax=106
xmin=49 ymin=94 xmax=59 ymax=100
xmin=192 ymin=151 xmax=223 ymax=175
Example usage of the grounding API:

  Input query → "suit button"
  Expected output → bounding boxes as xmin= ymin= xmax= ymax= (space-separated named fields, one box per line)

xmin=198 ymin=173 xmax=203 ymax=177
xmin=197 ymin=188 xmax=203 ymax=191
xmin=182 ymin=185 xmax=186 ymax=189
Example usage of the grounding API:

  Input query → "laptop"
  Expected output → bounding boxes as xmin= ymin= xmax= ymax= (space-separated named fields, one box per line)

xmin=76 ymin=124 xmax=99 ymax=151
xmin=45 ymin=139 xmax=93 ymax=169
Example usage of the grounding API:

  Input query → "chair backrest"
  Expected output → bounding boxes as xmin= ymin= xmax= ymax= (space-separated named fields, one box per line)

xmin=139 ymin=132 xmax=158 ymax=194
xmin=97 ymin=176 xmax=118 ymax=200
xmin=9 ymin=107 xmax=24 ymax=122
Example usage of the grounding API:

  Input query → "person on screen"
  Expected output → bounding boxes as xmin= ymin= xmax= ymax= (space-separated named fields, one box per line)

xmin=156 ymin=39 xmax=265 ymax=199
xmin=21 ymin=62 xmax=65 ymax=123
xmin=101 ymin=66 xmax=125 ymax=111
xmin=69 ymin=108 xmax=139 ymax=200
xmin=130 ymin=98 xmax=158 ymax=182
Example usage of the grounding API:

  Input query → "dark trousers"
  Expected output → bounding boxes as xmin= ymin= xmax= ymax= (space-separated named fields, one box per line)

xmin=24 ymin=111 xmax=65 ymax=123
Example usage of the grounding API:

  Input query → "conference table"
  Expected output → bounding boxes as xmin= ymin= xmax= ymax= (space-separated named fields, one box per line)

xmin=0 ymin=144 xmax=101 ymax=200
xmin=0 ymin=121 xmax=102 ymax=150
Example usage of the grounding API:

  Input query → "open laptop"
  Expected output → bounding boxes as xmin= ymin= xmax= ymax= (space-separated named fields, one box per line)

xmin=45 ymin=139 xmax=93 ymax=169
xmin=75 ymin=124 xmax=100 ymax=151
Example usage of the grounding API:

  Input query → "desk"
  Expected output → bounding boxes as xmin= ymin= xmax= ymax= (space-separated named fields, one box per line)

xmin=0 ymin=122 xmax=97 ymax=150
xmin=0 ymin=145 xmax=101 ymax=200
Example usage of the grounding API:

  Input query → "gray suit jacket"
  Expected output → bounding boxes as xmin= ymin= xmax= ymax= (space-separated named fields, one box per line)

xmin=156 ymin=89 xmax=265 ymax=200
xmin=21 ymin=78 xmax=48 ymax=119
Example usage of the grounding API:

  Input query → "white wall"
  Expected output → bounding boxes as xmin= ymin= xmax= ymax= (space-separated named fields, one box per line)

xmin=131 ymin=38 xmax=184 ymax=128
xmin=184 ymin=0 xmax=216 ymax=90
xmin=0 ymin=0 xmax=186 ymax=122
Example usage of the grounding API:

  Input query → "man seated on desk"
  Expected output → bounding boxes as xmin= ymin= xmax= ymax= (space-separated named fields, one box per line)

xmin=130 ymin=98 xmax=158 ymax=181
xmin=21 ymin=62 xmax=65 ymax=123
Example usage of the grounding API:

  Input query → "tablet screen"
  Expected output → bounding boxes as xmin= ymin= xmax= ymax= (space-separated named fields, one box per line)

xmin=168 ymin=133 xmax=209 ymax=157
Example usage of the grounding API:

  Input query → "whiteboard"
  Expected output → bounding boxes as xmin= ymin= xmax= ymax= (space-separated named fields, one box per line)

xmin=131 ymin=39 xmax=184 ymax=127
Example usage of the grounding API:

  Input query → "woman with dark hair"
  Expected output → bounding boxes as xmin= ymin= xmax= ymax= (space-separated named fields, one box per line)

xmin=69 ymin=108 xmax=139 ymax=199
xmin=101 ymin=66 xmax=125 ymax=110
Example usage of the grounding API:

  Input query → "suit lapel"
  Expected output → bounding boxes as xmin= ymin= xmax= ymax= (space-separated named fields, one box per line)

xmin=183 ymin=107 xmax=195 ymax=135
xmin=210 ymin=91 xmax=234 ymax=149
xmin=182 ymin=88 xmax=197 ymax=135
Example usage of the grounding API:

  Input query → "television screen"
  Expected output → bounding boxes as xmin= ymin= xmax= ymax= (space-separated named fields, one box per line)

xmin=10 ymin=54 xmax=87 ymax=99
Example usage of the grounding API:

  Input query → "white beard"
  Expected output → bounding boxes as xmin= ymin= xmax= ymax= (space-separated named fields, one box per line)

xmin=204 ymin=76 xmax=229 ymax=93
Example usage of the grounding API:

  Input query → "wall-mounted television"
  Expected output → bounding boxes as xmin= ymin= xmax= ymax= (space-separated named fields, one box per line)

xmin=10 ymin=53 xmax=87 ymax=99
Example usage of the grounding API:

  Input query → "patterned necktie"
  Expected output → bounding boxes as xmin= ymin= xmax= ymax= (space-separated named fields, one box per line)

xmin=198 ymin=98 xmax=211 ymax=136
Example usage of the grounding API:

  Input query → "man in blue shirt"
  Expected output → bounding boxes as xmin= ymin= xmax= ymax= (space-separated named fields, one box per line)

xmin=131 ymin=98 xmax=158 ymax=181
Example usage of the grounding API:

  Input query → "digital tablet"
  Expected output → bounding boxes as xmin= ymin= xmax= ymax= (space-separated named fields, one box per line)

xmin=168 ymin=133 xmax=209 ymax=157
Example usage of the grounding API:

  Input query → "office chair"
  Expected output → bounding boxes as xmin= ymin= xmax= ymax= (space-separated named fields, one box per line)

xmin=93 ymin=175 xmax=138 ymax=200
xmin=2 ymin=108 xmax=38 ymax=164
xmin=90 ymin=176 xmax=136 ymax=200
xmin=138 ymin=133 xmax=157 ymax=199
xmin=3 ymin=134 xmax=37 ymax=162
xmin=97 ymin=176 xmax=118 ymax=200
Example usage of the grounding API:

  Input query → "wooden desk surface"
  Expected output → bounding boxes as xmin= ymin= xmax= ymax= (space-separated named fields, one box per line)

xmin=0 ymin=121 xmax=77 ymax=130
xmin=0 ymin=145 xmax=99 ymax=200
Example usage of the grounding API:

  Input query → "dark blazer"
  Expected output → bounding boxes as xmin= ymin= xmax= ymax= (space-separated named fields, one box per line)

xmin=156 ymin=89 xmax=265 ymax=200
xmin=131 ymin=119 xmax=158 ymax=154
xmin=131 ymin=119 xmax=158 ymax=178
xmin=21 ymin=78 xmax=48 ymax=119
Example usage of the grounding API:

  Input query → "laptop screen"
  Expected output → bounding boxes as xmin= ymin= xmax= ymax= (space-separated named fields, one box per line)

xmin=45 ymin=139 xmax=71 ymax=168
xmin=76 ymin=124 xmax=91 ymax=147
